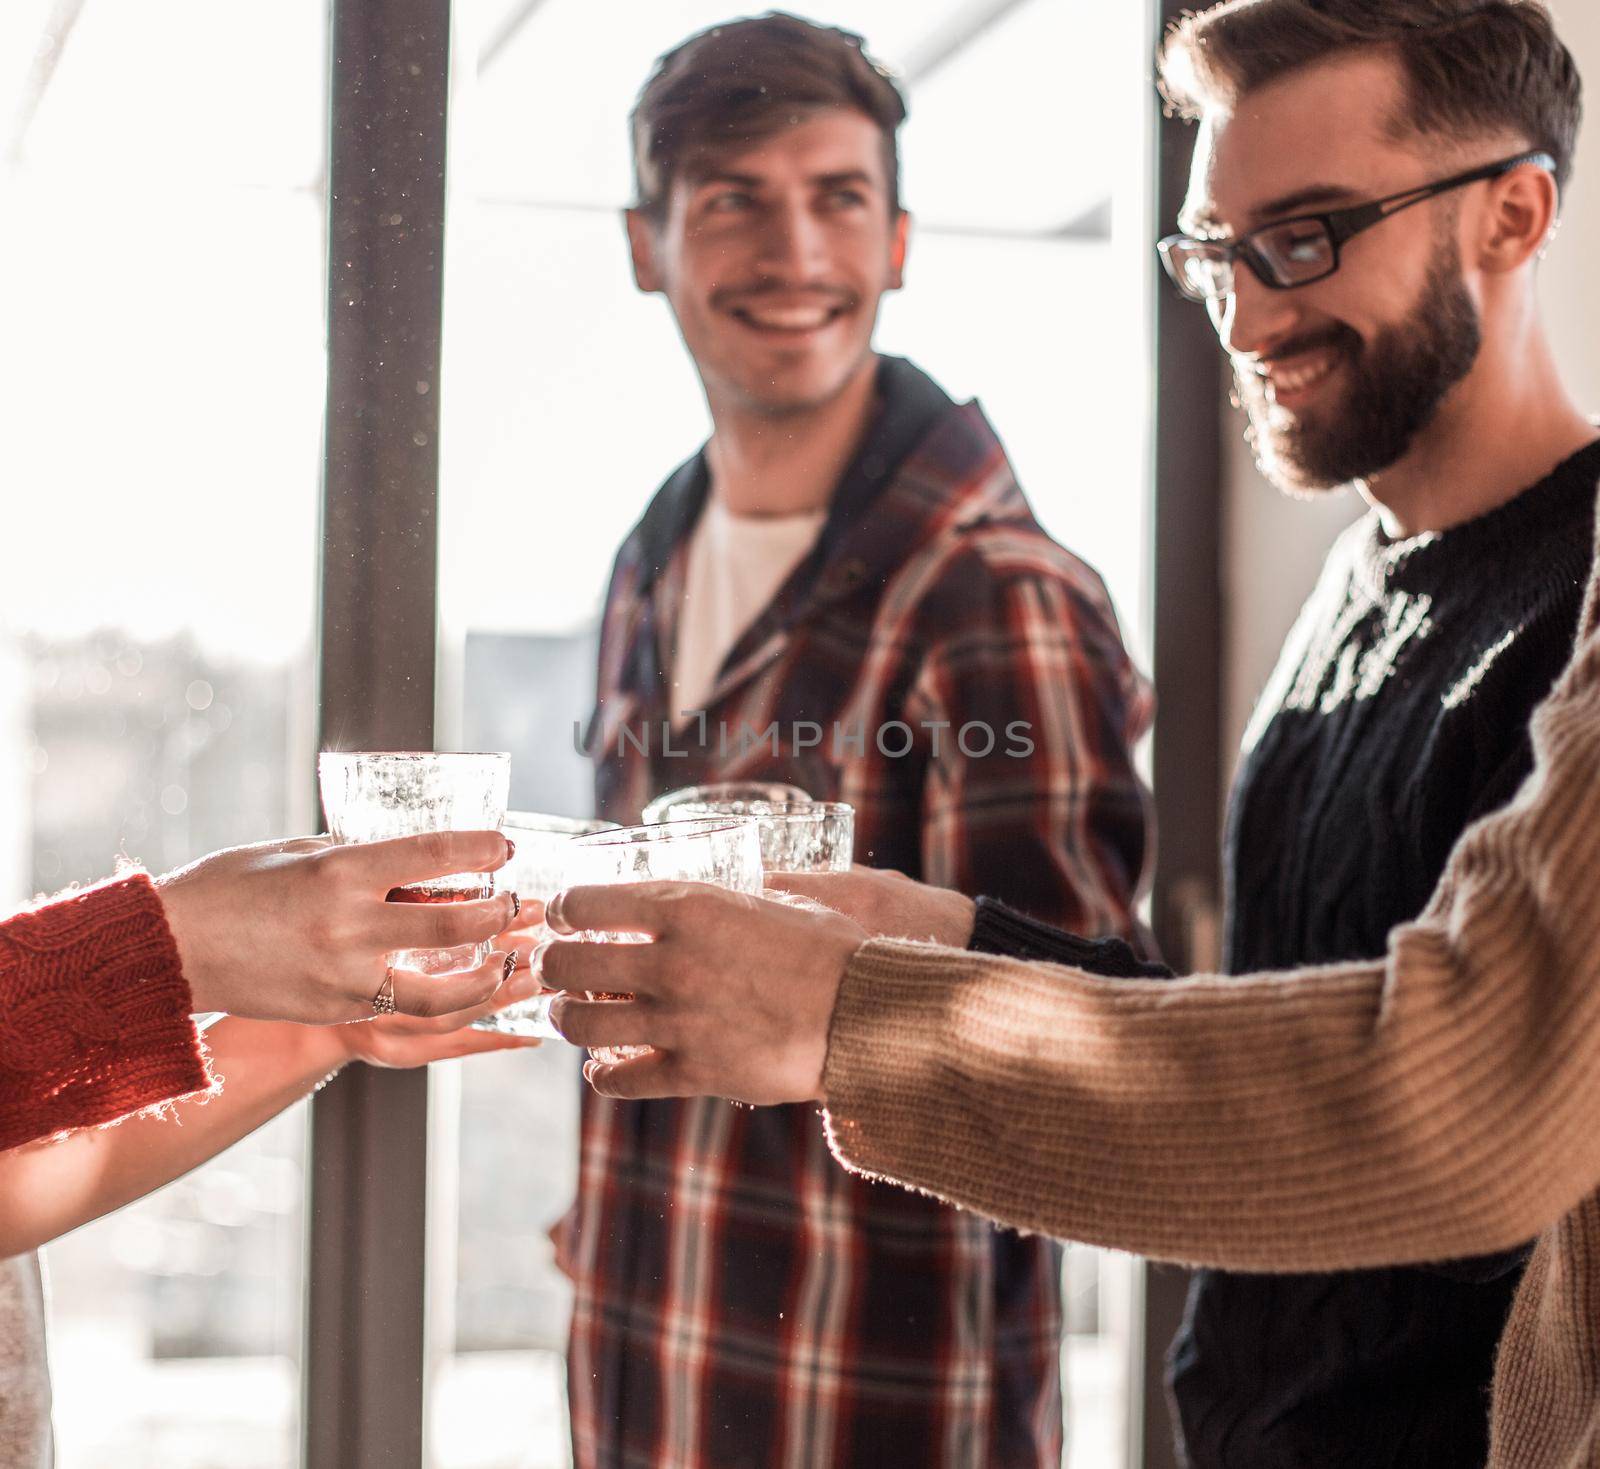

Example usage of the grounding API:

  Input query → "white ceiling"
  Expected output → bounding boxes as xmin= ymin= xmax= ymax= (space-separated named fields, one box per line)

xmin=7 ymin=0 xmax=1116 ymax=234
xmin=467 ymin=0 xmax=1116 ymax=232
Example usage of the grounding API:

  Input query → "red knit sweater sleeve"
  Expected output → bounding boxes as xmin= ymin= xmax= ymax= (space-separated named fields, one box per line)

xmin=0 ymin=871 xmax=214 ymax=1151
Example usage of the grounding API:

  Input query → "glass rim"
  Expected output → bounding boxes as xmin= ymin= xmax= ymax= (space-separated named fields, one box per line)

xmin=318 ymin=750 xmax=510 ymax=763
xmin=670 ymin=799 xmax=853 ymax=820
xmin=645 ymin=779 xmax=810 ymax=810
xmin=571 ymin=816 xmax=757 ymax=848
xmin=655 ymin=779 xmax=809 ymax=794
xmin=504 ymin=811 xmax=618 ymax=836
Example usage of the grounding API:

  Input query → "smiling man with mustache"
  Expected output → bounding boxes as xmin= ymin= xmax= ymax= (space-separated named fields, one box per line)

xmin=558 ymin=13 xmax=1156 ymax=1469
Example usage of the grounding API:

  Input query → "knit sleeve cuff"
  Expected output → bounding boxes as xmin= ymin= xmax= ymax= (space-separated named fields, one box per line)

xmin=821 ymin=937 xmax=991 ymax=1192
xmin=968 ymin=897 xmax=1174 ymax=979
xmin=0 ymin=872 xmax=214 ymax=1148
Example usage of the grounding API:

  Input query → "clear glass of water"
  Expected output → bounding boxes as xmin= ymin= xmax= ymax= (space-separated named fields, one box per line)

xmin=471 ymin=811 xmax=617 ymax=1038
xmin=656 ymin=798 xmax=854 ymax=874
xmin=556 ymin=816 xmax=764 ymax=1062
xmin=642 ymin=780 xmax=811 ymax=824
xmin=317 ymin=751 xmax=510 ymax=976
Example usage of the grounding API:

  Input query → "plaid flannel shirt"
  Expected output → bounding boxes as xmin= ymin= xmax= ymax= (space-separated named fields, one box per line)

xmin=562 ymin=357 xmax=1154 ymax=1469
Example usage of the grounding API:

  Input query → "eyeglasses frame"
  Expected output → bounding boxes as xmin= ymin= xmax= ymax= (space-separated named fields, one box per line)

xmin=1157 ymin=149 xmax=1557 ymax=302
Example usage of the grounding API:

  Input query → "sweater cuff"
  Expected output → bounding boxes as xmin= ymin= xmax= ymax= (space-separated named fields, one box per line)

xmin=0 ymin=871 xmax=213 ymax=1148
xmin=968 ymin=897 xmax=1174 ymax=979
xmin=822 ymin=937 xmax=984 ymax=1190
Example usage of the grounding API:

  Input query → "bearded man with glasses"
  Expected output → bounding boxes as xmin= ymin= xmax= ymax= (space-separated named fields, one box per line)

xmin=1143 ymin=2 xmax=1598 ymax=1464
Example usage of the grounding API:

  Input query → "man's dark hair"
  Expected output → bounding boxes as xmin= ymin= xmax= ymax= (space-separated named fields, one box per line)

xmin=630 ymin=11 xmax=907 ymax=220
xmin=1158 ymin=0 xmax=1583 ymax=194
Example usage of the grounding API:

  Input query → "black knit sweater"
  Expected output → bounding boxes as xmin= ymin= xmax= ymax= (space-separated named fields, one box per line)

xmin=1179 ymin=441 xmax=1600 ymax=1469
xmin=968 ymin=438 xmax=1600 ymax=1468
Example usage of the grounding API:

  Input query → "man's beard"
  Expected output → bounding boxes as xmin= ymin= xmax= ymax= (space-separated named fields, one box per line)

xmin=1235 ymin=247 xmax=1482 ymax=494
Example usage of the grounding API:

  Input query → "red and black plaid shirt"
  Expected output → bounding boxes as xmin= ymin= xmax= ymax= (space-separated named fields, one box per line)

xmin=561 ymin=357 xmax=1154 ymax=1469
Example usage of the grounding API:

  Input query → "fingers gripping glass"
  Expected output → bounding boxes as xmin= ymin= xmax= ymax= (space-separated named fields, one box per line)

xmin=1157 ymin=151 xmax=1555 ymax=303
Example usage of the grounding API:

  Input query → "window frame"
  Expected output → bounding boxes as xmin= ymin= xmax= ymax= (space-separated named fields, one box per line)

xmin=1136 ymin=2 xmax=1227 ymax=1465
xmin=305 ymin=2 xmax=452 ymax=1465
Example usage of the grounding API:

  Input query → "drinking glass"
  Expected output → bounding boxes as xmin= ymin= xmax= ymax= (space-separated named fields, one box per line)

xmin=656 ymin=798 xmax=855 ymax=873
xmin=318 ymin=751 xmax=510 ymax=976
xmin=557 ymin=816 xmax=764 ymax=1063
xmin=471 ymin=812 xmax=617 ymax=1038
xmin=641 ymin=780 xmax=810 ymax=825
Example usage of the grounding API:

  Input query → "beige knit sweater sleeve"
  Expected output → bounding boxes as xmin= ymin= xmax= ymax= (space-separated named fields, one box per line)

xmin=821 ymin=525 xmax=1600 ymax=1274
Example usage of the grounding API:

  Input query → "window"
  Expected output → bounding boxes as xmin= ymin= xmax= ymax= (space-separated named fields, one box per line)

xmin=1 ymin=3 xmax=328 ymax=1465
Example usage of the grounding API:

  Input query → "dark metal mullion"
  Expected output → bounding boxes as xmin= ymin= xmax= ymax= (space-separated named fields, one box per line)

xmin=1140 ymin=0 xmax=1227 ymax=1465
xmin=306 ymin=1 xmax=452 ymax=1466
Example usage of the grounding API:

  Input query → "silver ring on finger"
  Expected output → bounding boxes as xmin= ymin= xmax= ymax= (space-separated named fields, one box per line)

xmin=372 ymin=966 xmax=398 ymax=1017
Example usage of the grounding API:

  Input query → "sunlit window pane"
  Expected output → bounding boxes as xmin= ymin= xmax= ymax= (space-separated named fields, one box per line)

xmin=0 ymin=5 xmax=327 ymax=1466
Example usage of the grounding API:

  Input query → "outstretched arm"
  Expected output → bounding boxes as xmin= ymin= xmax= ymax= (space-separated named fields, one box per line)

xmin=0 ymin=970 xmax=540 ymax=1258
xmin=822 ymin=605 xmax=1600 ymax=1269
xmin=0 ymin=830 xmax=519 ymax=1151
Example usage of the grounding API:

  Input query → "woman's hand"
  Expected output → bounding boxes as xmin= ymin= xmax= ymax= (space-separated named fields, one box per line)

xmin=332 ymin=959 xmax=546 ymax=1067
xmin=497 ymin=896 xmax=548 ymax=973
xmin=768 ymin=866 xmax=976 ymax=948
xmin=155 ymin=831 xmax=520 ymax=1024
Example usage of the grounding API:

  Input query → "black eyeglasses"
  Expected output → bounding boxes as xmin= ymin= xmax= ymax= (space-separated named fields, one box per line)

xmin=1157 ymin=150 xmax=1556 ymax=303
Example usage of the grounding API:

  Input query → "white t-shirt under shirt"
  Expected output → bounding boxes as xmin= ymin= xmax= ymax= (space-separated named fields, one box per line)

xmin=672 ymin=496 xmax=827 ymax=722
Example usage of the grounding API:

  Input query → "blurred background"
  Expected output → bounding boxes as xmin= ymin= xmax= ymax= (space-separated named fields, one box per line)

xmin=2 ymin=2 xmax=1596 ymax=1467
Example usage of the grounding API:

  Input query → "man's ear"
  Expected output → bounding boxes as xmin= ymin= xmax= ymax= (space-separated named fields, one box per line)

xmin=888 ymin=210 xmax=911 ymax=291
xmin=1477 ymin=159 xmax=1561 ymax=275
xmin=624 ymin=207 xmax=664 ymax=293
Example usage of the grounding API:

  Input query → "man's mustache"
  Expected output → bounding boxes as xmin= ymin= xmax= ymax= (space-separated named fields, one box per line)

xmin=711 ymin=283 xmax=858 ymax=313
xmin=1236 ymin=323 xmax=1359 ymax=377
